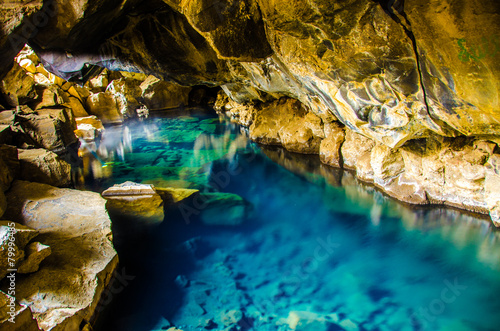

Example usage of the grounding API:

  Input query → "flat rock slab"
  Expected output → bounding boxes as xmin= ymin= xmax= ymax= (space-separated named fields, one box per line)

xmin=3 ymin=180 xmax=118 ymax=331
xmin=102 ymin=181 xmax=164 ymax=225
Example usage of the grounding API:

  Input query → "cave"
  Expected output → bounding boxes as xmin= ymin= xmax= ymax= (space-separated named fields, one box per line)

xmin=1 ymin=0 xmax=500 ymax=330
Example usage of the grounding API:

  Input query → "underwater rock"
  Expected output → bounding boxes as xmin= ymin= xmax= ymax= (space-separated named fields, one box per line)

xmin=198 ymin=192 xmax=250 ymax=226
xmin=0 ymin=291 xmax=40 ymax=331
xmin=102 ymin=181 xmax=165 ymax=225
xmin=156 ymin=187 xmax=200 ymax=206
xmin=3 ymin=180 xmax=118 ymax=331
xmin=18 ymin=148 xmax=71 ymax=187
xmin=286 ymin=311 xmax=340 ymax=331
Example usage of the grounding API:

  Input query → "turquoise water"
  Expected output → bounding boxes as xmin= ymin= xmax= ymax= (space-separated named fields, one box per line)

xmin=87 ymin=109 xmax=500 ymax=331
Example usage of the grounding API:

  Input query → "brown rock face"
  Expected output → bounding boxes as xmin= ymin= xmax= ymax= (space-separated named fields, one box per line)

xmin=3 ymin=181 xmax=118 ymax=331
xmin=18 ymin=148 xmax=71 ymax=187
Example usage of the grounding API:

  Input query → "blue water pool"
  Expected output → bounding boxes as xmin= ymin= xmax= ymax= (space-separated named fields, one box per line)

xmin=86 ymin=109 xmax=500 ymax=331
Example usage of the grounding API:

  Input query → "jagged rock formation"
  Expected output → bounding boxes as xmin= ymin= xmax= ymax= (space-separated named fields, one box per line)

xmin=0 ymin=1 xmax=499 ymax=223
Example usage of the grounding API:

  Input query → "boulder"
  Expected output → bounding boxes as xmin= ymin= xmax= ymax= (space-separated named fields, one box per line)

xmin=16 ymin=108 xmax=77 ymax=151
xmin=85 ymin=92 xmax=122 ymax=124
xmin=3 ymin=180 xmax=118 ymax=331
xmin=102 ymin=181 xmax=164 ymax=225
xmin=140 ymin=75 xmax=191 ymax=110
xmin=75 ymin=116 xmax=105 ymax=142
xmin=18 ymin=149 xmax=71 ymax=187
xmin=198 ymin=192 xmax=250 ymax=226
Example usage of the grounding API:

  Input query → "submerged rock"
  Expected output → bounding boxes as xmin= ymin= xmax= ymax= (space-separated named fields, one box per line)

xmin=3 ymin=180 xmax=118 ymax=331
xmin=102 ymin=181 xmax=165 ymax=225
xmin=198 ymin=192 xmax=251 ymax=226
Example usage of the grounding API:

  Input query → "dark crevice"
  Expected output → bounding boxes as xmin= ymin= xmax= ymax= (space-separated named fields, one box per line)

xmin=372 ymin=0 xmax=432 ymax=117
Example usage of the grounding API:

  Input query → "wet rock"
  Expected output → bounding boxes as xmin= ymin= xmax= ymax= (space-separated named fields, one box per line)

xmin=85 ymin=92 xmax=122 ymax=124
xmin=102 ymin=181 xmax=165 ymax=225
xmin=198 ymin=193 xmax=250 ymax=226
xmin=106 ymin=77 xmax=142 ymax=117
xmin=18 ymin=148 xmax=71 ymax=187
xmin=0 ymin=291 xmax=40 ymax=331
xmin=3 ymin=180 xmax=118 ymax=331
xmin=140 ymin=76 xmax=191 ymax=110
xmin=17 ymin=242 xmax=52 ymax=274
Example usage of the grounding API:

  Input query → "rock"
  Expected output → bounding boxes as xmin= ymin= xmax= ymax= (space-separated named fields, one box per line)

xmin=319 ymin=122 xmax=345 ymax=167
xmin=16 ymin=108 xmax=77 ymax=151
xmin=247 ymin=98 xmax=324 ymax=153
xmin=0 ymin=291 xmax=40 ymax=331
xmin=198 ymin=193 xmax=250 ymax=226
xmin=85 ymin=92 xmax=122 ymax=124
xmin=339 ymin=319 xmax=359 ymax=331
xmin=18 ymin=149 xmax=71 ymax=187
xmin=0 ymin=221 xmax=39 ymax=279
xmin=286 ymin=311 xmax=339 ymax=331
xmin=485 ymin=155 xmax=500 ymax=227
xmin=75 ymin=116 xmax=105 ymax=142
xmin=85 ymin=70 xmax=109 ymax=93
xmin=0 ymin=145 xmax=19 ymax=192
xmin=106 ymin=77 xmax=142 ymax=117
xmin=17 ymin=242 xmax=52 ymax=274
xmin=0 ymin=125 xmax=12 ymax=145
xmin=156 ymin=187 xmax=200 ymax=206
xmin=64 ymin=95 xmax=88 ymax=117
xmin=140 ymin=76 xmax=191 ymax=110
xmin=0 ymin=62 xmax=37 ymax=107
xmin=102 ymin=181 xmax=164 ymax=225
xmin=341 ymin=130 xmax=376 ymax=181
xmin=220 ymin=309 xmax=243 ymax=326
xmin=3 ymin=180 xmax=118 ymax=331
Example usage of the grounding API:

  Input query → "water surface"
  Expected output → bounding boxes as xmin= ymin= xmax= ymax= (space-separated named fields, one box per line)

xmin=84 ymin=109 xmax=500 ymax=331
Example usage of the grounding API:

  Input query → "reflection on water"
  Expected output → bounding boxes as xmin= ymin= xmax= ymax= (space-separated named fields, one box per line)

xmin=87 ymin=109 xmax=500 ymax=331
